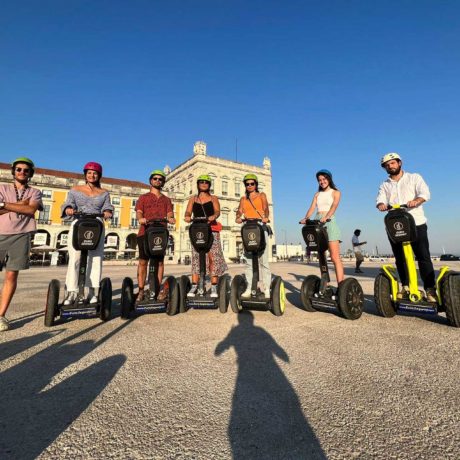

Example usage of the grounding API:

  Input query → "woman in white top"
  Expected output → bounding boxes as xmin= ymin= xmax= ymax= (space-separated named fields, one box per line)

xmin=300 ymin=169 xmax=344 ymax=283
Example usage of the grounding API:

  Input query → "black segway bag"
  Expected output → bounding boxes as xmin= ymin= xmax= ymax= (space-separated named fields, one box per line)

xmin=302 ymin=222 xmax=329 ymax=252
xmin=189 ymin=222 xmax=214 ymax=252
xmin=72 ymin=218 xmax=104 ymax=251
xmin=385 ymin=209 xmax=417 ymax=244
xmin=145 ymin=226 xmax=169 ymax=257
xmin=242 ymin=221 xmax=266 ymax=253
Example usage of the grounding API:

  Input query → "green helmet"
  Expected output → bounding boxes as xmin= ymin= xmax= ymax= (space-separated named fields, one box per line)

xmin=243 ymin=173 xmax=258 ymax=183
xmin=149 ymin=169 xmax=166 ymax=181
xmin=12 ymin=157 xmax=35 ymax=177
xmin=197 ymin=174 xmax=212 ymax=183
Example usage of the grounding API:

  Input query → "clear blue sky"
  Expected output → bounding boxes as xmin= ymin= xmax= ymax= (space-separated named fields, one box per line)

xmin=1 ymin=0 xmax=459 ymax=254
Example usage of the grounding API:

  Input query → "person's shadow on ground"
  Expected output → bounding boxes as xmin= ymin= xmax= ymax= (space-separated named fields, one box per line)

xmin=0 ymin=322 xmax=128 ymax=459
xmin=215 ymin=311 xmax=326 ymax=460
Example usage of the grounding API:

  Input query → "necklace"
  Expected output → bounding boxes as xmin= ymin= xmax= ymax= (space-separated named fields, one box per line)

xmin=14 ymin=183 xmax=28 ymax=202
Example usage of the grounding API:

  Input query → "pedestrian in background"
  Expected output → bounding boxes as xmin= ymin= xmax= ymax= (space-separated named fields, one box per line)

xmin=352 ymin=229 xmax=366 ymax=273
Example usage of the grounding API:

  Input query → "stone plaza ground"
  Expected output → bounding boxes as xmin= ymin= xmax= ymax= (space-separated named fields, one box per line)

xmin=1 ymin=260 xmax=460 ymax=459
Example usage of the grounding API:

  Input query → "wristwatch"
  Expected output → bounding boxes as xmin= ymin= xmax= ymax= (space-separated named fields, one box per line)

xmin=0 ymin=202 xmax=5 ymax=210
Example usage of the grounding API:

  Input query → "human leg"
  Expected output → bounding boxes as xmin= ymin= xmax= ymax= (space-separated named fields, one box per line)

xmin=411 ymin=224 xmax=435 ymax=290
xmin=329 ymin=240 xmax=344 ymax=283
xmin=0 ymin=270 xmax=19 ymax=317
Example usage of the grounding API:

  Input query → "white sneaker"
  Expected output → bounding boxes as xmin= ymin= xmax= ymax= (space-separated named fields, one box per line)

xmin=89 ymin=296 xmax=98 ymax=304
xmin=241 ymin=288 xmax=251 ymax=298
xmin=0 ymin=316 xmax=10 ymax=332
xmin=210 ymin=285 xmax=218 ymax=298
xmin=264 ymin=289 xmax=271 ymax=298
xmin=63 ymin=291 xmax=77 ymax=306
xmin=187 ymin=285 xmax=198 ymax=298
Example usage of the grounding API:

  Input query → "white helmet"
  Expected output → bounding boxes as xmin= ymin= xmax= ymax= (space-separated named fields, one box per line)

xmin=380 ymin=152 xmax=402 ymax=166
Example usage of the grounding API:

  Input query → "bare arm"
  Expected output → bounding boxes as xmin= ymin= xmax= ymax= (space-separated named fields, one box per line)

xmin=4 ymin=199 xmax=41 ymax=217
xmin=322 ymin=190 xmax=341 ymax=222
xmin=300 ymin=193 xmax=318 ymax=223
xmin=184 ymin=197 xmax=194 ymax=223
xmin=260 ymin=193 xmax=269 ymax=223
xmin=235 ymin=197 xmax=244 ymax=223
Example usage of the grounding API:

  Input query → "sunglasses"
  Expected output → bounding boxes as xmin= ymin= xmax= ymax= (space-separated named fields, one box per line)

xmin=15 ymin=167 xmax=31 ymax=174
xmin=151 ymin=176 xmax=164 ymax=181
xmin=245 ymin=182 xmax=256 ymax=186
xmin=198 ymin=180 xmax=210 ymax=184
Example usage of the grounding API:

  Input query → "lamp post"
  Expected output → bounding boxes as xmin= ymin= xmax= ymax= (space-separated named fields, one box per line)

xmin=282 ymin=229 xmax=287 ymax=260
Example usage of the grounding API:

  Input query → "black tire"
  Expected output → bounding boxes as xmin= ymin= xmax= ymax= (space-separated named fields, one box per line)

xmin=166 ymin=276 xmax=179 ymax=316
xmin=230 ymin=275 xmax=246 ymax=313
xmin=338 ymin=278 xmax=364 ymax=320
xmin=218 ymin=275 xmax=230 ymax=313
xmin=99 ymin=277 xmax=112 ymax=321
xmin=300 ymin=275 xmax=320 ymax=312
xmin=374 ymin=272 xmax=397 ymax=318
xmin=270 ymin=276 xmax=286 ymax=317
xmin=178 ymin=275 xmax=191 ymax=313
xmin=121 ymin=277 xmax=134 ymax=320
xmin=442 ymin=273 xmax=460 ymax=328
xmin=44 ymin=279 xmax=60 ymax=327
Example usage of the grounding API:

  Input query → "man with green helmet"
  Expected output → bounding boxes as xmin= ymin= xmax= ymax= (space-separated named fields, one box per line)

xmin=0 ymin=157 xmax=43 ymax=331
xmin=135 ymin=169 xmax=175 ymax=301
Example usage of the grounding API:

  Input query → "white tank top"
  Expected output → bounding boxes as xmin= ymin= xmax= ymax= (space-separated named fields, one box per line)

xmin=316 ymin=189 xmax=334 ymax=212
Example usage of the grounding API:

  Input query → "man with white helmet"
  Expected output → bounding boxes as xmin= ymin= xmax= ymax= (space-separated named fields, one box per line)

xmin=376 ymin=152 xmax=436 ymax=302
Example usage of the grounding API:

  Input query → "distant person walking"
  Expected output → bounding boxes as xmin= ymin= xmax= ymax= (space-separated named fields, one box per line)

xmin=0 ymin=157 xmax=43 ymax=331
xmin=352 ymin=229 xmax=366 ymax=273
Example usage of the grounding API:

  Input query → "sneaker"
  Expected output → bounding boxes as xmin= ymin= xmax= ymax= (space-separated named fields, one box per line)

xmin=241 ymin=288 xmax=251 ymax=298
xmin=210 ymin=285 xmax=218 ymax=298
xmin=89 ymin=296 xmax=98 ymax=304
xmin=87 ymin=288 xmax=99 ymax=304
xmin=426 ymin=288 xmax=437 ymax=303
xmin=187 ymin=284 xmax=198 ymax=298
xmin=355 ymin=269 xmax=364 ymax=274
xmin=397 ymin=286 xmax=410 ymax=300
xmin=264 ymin=289 xmax=271 ymax=298
xmin=157 ymin=288 xmax=168 ymax=301
xmin=0 ymin=316 xmax=10 ymax=332
xmin=63 ymin=291 xmax=77 ymax=306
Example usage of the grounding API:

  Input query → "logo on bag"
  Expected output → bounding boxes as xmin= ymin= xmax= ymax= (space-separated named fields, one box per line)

xmin=248 ymin=232 xmax=256 ymax=241
xmin=84 ymin=230 xmax=94 ymax=239
xmin=394 ymin=222 xmax=404 ymax=231
xmin=154 ymin=237 xmax=162 ymax=245
xmin=307 ymin=234 xmax=314 ymax=242
xmin=197 ymin=232 xmax=204 ymax=240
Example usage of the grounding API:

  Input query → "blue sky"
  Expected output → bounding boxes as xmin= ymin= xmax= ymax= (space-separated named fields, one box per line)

xmin=1 ymin=0 xmax=459 ymax=254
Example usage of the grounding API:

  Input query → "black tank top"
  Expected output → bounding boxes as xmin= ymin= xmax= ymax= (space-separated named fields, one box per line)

xmin=192 ymin=199 xmax=214 ymax=218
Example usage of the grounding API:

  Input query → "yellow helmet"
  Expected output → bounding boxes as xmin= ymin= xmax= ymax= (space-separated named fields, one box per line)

xmin=380 ymin=152 xmax=401 ymax=166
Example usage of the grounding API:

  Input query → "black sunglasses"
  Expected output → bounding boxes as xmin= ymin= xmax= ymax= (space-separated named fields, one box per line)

xmin=151 ymin=176 xmax=164 ymax=181
xmin=15 ymin=167 xmax=31 ymax=173
xmin=245 ymin=182 xmax=256 ymax=186
xmin=198 ymin=180 xmax=210 ymax=184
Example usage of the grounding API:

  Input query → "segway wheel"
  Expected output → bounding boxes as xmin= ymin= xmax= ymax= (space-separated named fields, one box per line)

xmin=338 ymin=278 xmax=364 ymax=320
xmin=166 ymin=276 xmax=179 ymax=316
xmin=230 ymin=275 xmax=246 ymax=313
xmin=218 ymin=275 xmax=231 ymax=313
xmin=121 ymin=277 xmax=134 ymax=320
xmin=270 ymin=276 xmax=286 ymax=317
xmin=178 ymin=275 xmax=191 ymax=313
xmin=442 ymin=273 xmax=460 ymax=328
xmin=300 ymin=275 xmax=320 ymax=312
xmin=374 ymin=272 xmax=397 ymax=318
xmin=44 ymin=279 xmax=60 ymax=327
xmin=99 ymin=277 xmax=112 ymax=321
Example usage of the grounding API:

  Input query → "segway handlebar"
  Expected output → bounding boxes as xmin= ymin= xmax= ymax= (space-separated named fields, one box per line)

xmin=299 ymin=218 xmax=331 ymax=225
xmin=387 ymin=204 xmax=408 ymax=210
xmin=145 ymin=218 xmax=168 ymax=225
xmin=191 ymin=217 xmax=209 ymax=222
xmin=73 ymin=211 xmax=105 ymax=219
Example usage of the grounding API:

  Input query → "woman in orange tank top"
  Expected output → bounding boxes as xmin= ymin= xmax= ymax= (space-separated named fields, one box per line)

xmin=235 ymin=173 xmax=271 ymax=297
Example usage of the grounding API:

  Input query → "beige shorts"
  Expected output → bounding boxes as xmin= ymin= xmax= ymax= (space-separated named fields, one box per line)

xmin=0 ymin=233 xmax=31 ymax=271
xmin=354 ymin=251 xmax=364 ymax=262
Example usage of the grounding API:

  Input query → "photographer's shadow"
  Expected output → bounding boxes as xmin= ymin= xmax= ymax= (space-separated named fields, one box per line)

xmin=215 ymin=311 xmax=326 ymax=459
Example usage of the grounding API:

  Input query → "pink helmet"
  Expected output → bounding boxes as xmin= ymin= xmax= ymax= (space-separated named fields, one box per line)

xmin=83 ymin=161 xmax=103 ymax=175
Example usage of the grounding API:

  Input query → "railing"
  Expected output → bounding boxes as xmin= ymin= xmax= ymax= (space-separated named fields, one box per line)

xmin=37 ymin=219 xmax=51 ymax=225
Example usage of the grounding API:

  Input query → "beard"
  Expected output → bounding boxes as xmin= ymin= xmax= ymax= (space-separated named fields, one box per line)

xmin=152 ymin=183 xmax=163 ymax=190
xmin=386 ymin=164 xmax=401 ymax=176
xmin=14 ymin=175 xmax=29 ymax=185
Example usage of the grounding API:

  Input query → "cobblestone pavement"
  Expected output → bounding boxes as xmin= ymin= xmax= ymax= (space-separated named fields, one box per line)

xmin=1 ymin=261 xmax=459 ymax=459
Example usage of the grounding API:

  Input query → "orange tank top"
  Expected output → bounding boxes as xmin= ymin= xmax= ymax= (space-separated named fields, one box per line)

xmin=242 ymin=194 xmax=264 ymax=219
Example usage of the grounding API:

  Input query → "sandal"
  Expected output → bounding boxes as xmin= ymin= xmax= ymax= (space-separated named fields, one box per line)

xmin=136 ymin=288 xmax=145 ymax=303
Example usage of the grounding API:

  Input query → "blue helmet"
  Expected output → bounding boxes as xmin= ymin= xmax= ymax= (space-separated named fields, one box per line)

xmin=316 ymin=169 xmax=332 ymax=178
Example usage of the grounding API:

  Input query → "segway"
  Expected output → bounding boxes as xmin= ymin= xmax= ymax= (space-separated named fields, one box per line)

xmin=299 ymin=220 xmax=364 ymax=319
xmin=178 ymin=217 xmax=230 ymax=313
xmin=44 ymin=213 xmax=112 ymax=326
xmin=230 ymin=219 xmax=285 ymax=316
xmin=120 ymin=219 xmax=179 ymax=319
xmin=374 ymin=205 xmax=460 ymax=327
